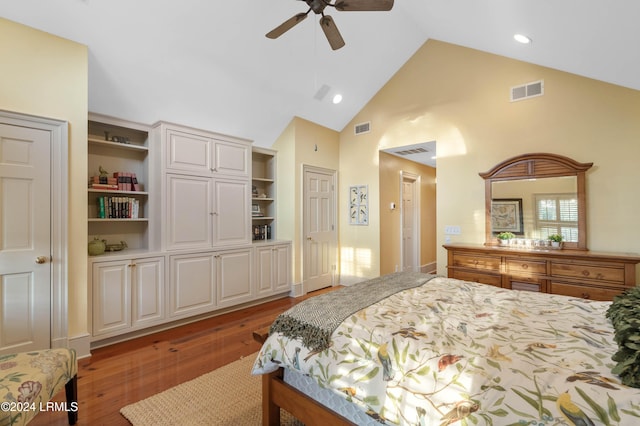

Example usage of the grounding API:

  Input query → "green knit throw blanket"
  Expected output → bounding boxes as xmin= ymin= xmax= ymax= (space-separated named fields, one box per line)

xmin=269 ymin=271 xmax=437 ymax=352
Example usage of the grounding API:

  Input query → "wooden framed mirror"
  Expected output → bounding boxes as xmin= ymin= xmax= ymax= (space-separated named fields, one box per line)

xmin=479 ymin=153 xmax=593 ymax=250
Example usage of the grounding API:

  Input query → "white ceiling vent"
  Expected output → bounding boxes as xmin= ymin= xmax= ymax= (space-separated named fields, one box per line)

xmin=354 ymin=121 xmax=371 ymax=135
xmin=510 ymin=80 xmax=544 ymax=102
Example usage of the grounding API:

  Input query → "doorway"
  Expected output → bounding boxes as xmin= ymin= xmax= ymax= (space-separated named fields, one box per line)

xmin=302 ymin=165 xmax=337 ymax=293
xmin=0 ymin=111 xmax=68 ymax=354
xmin=400 ymin=171 xmax=420 ymax=272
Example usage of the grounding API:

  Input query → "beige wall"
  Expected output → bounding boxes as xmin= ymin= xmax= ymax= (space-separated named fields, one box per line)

xmin=0 ymin=19 xmax=89 ymax=342
xmin=274 ymin=117 xmax=340 ymax=285
xmin=340 ymin=39 xmax=640 ymax=279
xmin=379 ymin=152 xmax=436 ymax=275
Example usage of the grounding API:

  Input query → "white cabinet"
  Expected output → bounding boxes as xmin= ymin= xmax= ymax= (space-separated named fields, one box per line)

xmin=169 ymin=252 xmax=216 ymax=318
xmin=169 ymin=247 xmax=253 ymax=317
xmin=92 ymin=256 xmax=164 ymax=338
xmin=88 ymin=118 xmax=292 ymax=346
xmin=217 ymin=247 xmax=253 ymax=308
xmin=164 ymin=126 xmax=249 ymax=178
xmin=157 ymin=123 xmax=252 ymax=251
xmin=165 ymin=174 xmax=250 ymax=250
xmin=255 ymin=242 xmax=291 ymax=297
xmin=213 ymin=178 xmax=251 ymax=246
xmin=166 ymin=174 xmax=213 ymax=250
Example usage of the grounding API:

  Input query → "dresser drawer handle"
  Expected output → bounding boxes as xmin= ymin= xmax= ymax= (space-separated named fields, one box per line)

xmin=521 ymin=264 xmax=529 ymax=269
xmin=581 ymin=270 xmax=590 ymax=277
xmin=581 ymin=293 xmax=591 ymax=299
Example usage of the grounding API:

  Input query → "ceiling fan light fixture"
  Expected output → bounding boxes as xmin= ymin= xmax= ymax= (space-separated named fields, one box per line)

xmin=332 ymin=94 xmax=343 ymax=104
xmin=514 ymin=34 xmax=532 ymax=44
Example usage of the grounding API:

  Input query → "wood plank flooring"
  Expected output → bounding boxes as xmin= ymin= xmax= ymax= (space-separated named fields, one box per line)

xmin=31 ymin=288 xmax=337 ymax=426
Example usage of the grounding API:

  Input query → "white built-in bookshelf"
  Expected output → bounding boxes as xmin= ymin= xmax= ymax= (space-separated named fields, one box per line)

xmin=87 ymin=115 xmax=152 ymax=253
xmin=251 ymin=147 xmax=276 ymax=241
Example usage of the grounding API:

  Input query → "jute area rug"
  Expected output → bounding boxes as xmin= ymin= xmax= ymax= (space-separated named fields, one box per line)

xmin=120 ymin=353 xmax=303 ymax=425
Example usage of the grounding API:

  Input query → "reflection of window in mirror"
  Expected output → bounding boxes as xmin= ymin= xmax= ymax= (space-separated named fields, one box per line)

xmin=535 ymin=194 xmax=578 ymax=241
xmin=491 ymin=176 xmax=577 ymax=240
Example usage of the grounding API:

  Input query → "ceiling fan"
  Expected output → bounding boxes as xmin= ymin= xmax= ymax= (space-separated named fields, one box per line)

xmin=266 ymin=0 xmax=394 ymax=50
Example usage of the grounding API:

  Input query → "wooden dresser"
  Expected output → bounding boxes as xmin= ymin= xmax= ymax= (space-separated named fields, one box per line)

xmin=444 ymin=243 xmax=640 ymax=300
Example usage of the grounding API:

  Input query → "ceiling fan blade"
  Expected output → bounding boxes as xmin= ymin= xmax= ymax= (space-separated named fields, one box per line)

xmin=266 ymin=13 xmax=308 ymax=39
xmin=335 ymin=0 xmax=394 ymax=11
xmin=319 ymin=15 xmax=345 ymax=50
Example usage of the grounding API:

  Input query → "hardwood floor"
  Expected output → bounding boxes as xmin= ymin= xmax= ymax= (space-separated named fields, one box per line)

xmin=32 ymin=288 xmax=337 ymax=426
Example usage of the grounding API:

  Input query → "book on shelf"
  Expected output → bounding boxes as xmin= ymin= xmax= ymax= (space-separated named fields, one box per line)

xmin=90 ymin=172 xmax=142 ymax=191
xmin=89 ymin=183 xmax=119 ymax=190
xmin=90 ymin=175 xmax=117 ymax=185
xmin=96 ymin=196 xmax=140 ymax=219
xmin=252 ymin=224 xmax=271 ymax=240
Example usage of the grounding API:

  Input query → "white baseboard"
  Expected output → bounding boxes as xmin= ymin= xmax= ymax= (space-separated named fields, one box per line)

xmin=290 ymin=282 xmax=303 ymax=297
xmin=421 ymin=262 xmax=438 ymax=274
xmin=68 ymin=333 xmax=92 ymax=359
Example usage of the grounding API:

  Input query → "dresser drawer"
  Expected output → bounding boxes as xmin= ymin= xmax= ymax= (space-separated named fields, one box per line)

xmin=452 ymin=253 xmax=501 ymax=271
xmin=451 ymin=269 xmax=502 ymax=288
xmin=550 ymin=262 xmax=625 ymax=284
xmin=506 ymin=258 xmax=546 ymax=277
xmin=550 ymin=281 xmax=624 ymax=301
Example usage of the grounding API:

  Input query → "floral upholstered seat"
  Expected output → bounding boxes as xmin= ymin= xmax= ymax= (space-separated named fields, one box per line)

xmin=0 ymin=348 xmax=77 ymax=425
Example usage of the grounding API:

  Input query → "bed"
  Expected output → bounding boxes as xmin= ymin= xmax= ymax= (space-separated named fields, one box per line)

xmin=252 ymin=271 xmax=640 ymax=425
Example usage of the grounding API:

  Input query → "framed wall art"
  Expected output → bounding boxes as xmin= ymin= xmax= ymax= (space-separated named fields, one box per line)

xmin=349 ymin=185 xmax=368 ymax=225
xmin=491 ymin=198 xmax=524 ymax=234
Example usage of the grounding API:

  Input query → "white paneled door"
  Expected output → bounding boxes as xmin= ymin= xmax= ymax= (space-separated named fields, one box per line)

xmin=303 ymin=167 xmax=337 ymax=293
xmin=0 ymin=123 xmax=51 ymax=354
xmin=401 ymin=172 xmax=420 ymax=272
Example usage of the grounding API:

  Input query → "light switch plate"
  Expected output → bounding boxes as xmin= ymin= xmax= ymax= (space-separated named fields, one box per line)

xmin=444 ymin=225 xmax=461 ymax=235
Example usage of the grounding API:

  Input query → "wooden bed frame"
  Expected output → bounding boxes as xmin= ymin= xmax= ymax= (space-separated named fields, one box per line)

xmin=254 ymin=327 xmax=355 ymax=425
xmin=261 ymin=367 xmax=355 ymax=426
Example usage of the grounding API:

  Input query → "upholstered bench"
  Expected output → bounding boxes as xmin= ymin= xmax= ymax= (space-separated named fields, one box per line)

xmin=0 ymin=348 xmax=78 ymax=425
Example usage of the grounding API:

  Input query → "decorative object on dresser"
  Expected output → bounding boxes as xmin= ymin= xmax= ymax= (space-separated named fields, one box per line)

xmin=496 ymin=231 xmax=516 ymax=245
xmin=548 ymin=233 xmax=563 ymax=248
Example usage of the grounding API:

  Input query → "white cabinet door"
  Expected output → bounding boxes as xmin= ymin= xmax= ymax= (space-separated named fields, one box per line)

xmin=169 ymin=253 xmax=216 ymax=317
xmin=165 ymin=128 xmax=212 ymax=175
xmin=255 ymin=245 xmax=275 ymax=296
xmin=165 ymin=128 xmax=249 ymax=178
xmin=166 ymin=174 xmax=213 ymax=250
xmin=92 ymin=260 xmax=131 ymax=336
xmin=214 ymin=178 xmax=251 ymax=246
xmin=217 ymin=248 xmax=253 ymax=308
xmin=214 ymin=139 xmax=249 ymax=177
xmin=131 ymin=257 xmax=165 ymax=328
xmin=254 ymin=243 xmax=291 ymax=297
xmin=273 ymin=244 xmax=292 ymax=292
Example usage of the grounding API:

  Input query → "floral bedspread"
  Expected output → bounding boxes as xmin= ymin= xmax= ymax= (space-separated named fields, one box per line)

xmin=252 ymin=276 xmax=640 ymax=425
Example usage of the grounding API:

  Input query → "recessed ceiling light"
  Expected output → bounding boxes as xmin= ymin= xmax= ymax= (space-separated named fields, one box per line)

xmin=514 ymin=34 xmax=532 ymax=44
xmin=332 ymin=94 xmax=343 ymax=104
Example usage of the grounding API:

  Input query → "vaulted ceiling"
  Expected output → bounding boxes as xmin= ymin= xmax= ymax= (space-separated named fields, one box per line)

xmin=2 ymin=0 xmax=639 ymax=148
